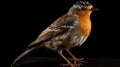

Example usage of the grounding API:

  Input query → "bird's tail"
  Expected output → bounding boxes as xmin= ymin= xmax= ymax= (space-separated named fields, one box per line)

xmin=10 ymin=46 xmax=39 ymax=67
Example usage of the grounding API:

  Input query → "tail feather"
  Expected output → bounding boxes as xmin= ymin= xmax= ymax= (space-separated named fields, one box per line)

xmin=11 ymin=46 xmax=38 ymax=67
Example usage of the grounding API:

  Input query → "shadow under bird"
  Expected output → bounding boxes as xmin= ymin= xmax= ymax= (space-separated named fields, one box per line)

xmin=11 ymin=1 xmax=98 ymax=67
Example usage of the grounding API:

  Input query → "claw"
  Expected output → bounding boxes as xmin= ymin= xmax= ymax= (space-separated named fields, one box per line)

xmin=68 ymin=58 xmax=85 ymax=65
xmin=60 ymin=63 xmax=81 ymax=67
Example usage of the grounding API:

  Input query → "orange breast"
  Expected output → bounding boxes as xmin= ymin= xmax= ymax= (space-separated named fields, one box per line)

xmin=79 ymin=18 xmax=91 ymax=36
xmin=74 ymin=14 xmax=92 ymax=36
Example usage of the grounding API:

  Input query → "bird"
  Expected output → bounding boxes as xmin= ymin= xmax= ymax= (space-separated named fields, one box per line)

xmin=11 ymin=1 xmax=98 ymax=67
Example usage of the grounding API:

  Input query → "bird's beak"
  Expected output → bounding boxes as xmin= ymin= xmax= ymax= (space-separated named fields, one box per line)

xmin=90 ymin=7 xmax=99 ymax=11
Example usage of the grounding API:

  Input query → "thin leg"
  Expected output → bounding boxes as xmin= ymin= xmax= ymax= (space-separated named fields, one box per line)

xmin=58 ymin=50 xmax=81 ymax=67
xmin=58 ymin=51 xmax=74 ymax=67
xmin=65 ymin=49 xmax=84 ymax=64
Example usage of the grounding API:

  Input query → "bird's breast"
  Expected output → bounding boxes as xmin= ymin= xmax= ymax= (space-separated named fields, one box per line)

xmin=79 ymin=18 xmax=91 ymax=36
xmin=74 ymin=13 xmax=92 ymax=37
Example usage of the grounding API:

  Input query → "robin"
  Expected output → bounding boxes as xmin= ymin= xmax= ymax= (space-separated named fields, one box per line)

xmin=11 ymin=1 xmax=98 ymax=67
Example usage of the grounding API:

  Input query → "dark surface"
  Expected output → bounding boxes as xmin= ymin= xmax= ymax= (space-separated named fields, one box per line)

xmin=14 ymin=57 xmax=120 ymax=67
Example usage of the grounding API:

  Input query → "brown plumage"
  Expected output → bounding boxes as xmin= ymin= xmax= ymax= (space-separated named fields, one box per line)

xmin=11 ymin=1 xmax=98 ymax=67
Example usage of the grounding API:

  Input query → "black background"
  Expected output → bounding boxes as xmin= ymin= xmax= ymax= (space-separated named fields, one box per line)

xmin=1 ymin=0 xmax=120 ymax=67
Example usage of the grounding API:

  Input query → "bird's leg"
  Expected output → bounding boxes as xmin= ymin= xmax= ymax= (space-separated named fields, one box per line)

xmin=65 ymin=49 xmax=84 ymax=64
xmin=58 ymin=50 xmax=80 ymax=67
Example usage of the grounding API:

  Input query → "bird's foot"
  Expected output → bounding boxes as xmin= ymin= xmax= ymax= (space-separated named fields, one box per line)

xmin=60 ymin=63 xmax=81 ymax=67
xmin=68 ymin=58 xmax=85 ymax=64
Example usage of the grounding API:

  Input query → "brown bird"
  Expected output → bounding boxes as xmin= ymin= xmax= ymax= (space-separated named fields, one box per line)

xmin=11 ymin=1 xmax=98 ymax=67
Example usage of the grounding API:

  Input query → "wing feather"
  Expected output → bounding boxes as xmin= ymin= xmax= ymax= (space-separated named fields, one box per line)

xmin=28 ymin=14 xmax=79 ymax=47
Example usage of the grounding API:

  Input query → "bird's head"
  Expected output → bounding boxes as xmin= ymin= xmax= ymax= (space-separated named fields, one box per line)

xmin=68 ymin=1 xmax=98 ymax=16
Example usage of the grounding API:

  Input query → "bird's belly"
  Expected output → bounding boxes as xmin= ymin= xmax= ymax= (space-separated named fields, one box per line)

xmin=44 ymin=32 xmax=87 ymax=51
xmin=70 ymin=35 xmax=87 ymax=47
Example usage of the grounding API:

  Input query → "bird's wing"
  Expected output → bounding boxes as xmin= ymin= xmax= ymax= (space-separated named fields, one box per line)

xmin=28 ymin=15 xmax=79 ymax=47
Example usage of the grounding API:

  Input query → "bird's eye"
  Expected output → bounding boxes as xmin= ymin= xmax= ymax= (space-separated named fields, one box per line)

xmin=81 ymin=7 xmax=86 ymax=10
